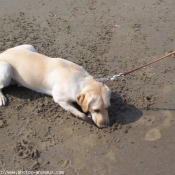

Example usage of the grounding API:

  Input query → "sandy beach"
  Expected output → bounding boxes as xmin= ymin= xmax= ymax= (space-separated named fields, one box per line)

xmin=0 ymin=0 xmax=175 ymax=174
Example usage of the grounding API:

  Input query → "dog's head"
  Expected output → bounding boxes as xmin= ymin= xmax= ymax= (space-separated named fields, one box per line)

xmin=77 ymin=81 xmax=111 ymax=128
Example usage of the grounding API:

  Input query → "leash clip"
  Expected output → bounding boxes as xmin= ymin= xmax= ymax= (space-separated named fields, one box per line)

xmin=96 ymin=73 xmax=124 ymax=82
xmin=110 ymin=73 xmax=124 ymax=80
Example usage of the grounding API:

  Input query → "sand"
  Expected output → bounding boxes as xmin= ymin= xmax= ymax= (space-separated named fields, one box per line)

xmin=0 ymin=0 xmax=175 ymax=174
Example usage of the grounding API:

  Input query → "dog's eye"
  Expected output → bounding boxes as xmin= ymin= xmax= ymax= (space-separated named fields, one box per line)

xmin=94 ymin=109 xmax=100 ymax=113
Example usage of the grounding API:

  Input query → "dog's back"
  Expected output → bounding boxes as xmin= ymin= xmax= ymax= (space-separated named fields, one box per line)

xmin=12 ymin=44 xmax=36 ymax=52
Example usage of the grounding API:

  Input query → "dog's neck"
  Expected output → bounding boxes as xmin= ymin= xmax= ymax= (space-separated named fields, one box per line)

xmin=79 ymin=77 xmax=101 ymax=93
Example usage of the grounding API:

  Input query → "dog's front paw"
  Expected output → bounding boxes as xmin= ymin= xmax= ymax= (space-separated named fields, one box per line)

xmin=77 ymin=113 xmax=93 ymax=125
xmin=77 ymin=113 xmax=87 ymax=120
xmin=0 ymin=93 xmax=7 ymax=106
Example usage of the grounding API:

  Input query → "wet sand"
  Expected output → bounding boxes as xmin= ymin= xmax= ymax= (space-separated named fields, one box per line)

xmin=0 ymin=0 xmax=175 ymax=174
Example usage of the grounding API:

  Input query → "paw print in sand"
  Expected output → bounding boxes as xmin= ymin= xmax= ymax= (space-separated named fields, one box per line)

xmin=14 ymin=140 xmax=40 ymax=160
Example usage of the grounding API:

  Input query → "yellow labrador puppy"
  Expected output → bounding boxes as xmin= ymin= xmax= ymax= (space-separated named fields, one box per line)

xmin=0 ymin=45 xmax=111 ymax=128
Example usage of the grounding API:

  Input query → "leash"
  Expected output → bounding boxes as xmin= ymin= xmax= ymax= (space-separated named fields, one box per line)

xmin=96 ymin=50 xmax=175 ymax=82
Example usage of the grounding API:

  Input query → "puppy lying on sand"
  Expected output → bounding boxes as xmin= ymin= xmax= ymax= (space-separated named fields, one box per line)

xmin=0 ymin=45 xmax=111 ymax=128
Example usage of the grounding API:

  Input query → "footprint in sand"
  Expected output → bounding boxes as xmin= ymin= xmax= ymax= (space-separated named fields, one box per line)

xmin=144 ymin=128 xmax=161 ymax=141
xmin=161 ymin=85 xmax=175 ymax=94
xmin=143 ymin=110 xmax=174 ymax=141
xmin=162 ymin=110 xmax=173 ymax=128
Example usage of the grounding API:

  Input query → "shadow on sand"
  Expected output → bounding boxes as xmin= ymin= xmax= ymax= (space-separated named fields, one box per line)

xmin=109 ymin=92 xmax=143 ymax=126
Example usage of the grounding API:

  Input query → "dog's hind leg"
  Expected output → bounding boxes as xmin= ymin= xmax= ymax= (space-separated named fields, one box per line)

xmin=0 ymin=61 xmax=13 ymax=106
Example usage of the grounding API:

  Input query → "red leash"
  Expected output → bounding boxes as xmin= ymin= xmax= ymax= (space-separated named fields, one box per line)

xmin=123 ymin=50 xmax=175 ymax=76
xmin=96 ymin=50 xmax=175 ymax=82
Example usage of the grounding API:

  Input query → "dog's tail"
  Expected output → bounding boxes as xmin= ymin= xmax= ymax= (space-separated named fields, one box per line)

xmin=13 ymin=44 xmax=37 ymax=53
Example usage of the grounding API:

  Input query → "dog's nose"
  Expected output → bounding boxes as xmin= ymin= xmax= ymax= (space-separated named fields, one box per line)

xmin=99 ymin=122 xmax=109 ymax=128
xmin=99 ymin=124 xmax=108 ymax=128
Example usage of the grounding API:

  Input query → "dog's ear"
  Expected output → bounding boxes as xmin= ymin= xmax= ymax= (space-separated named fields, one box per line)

xmin=76 ymin=93 xmax=89 ymax=113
